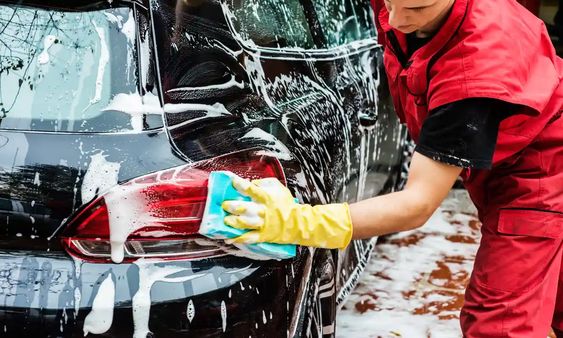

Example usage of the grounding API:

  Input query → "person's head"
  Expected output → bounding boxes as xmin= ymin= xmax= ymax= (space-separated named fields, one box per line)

xmin=383 ymin=0 xmax=455 ymax=37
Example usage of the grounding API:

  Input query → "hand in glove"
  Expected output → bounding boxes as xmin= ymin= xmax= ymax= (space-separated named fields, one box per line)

xmin=221 ymin=177 xmax=353 ymax=249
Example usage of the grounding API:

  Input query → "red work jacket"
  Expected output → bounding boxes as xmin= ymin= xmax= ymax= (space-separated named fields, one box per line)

xmin=373 ymin=0 xmax=563 ymax=234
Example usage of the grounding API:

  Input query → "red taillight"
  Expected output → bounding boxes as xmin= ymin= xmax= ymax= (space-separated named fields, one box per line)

xmin=61 ymin=149 xmax=286 ymax=263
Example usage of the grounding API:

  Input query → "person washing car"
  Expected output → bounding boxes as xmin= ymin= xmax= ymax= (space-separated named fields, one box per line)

xmin=217 ymin=0 xmax=563 ymax=336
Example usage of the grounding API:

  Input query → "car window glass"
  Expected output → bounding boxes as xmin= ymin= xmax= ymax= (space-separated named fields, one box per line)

xmin=225 ymin=0 xmax=375 ymax=50
xmin=312 ymin=0 xmax=376 ymax=47
xmin=225 ymin=0 xmax=315 ymax=49
xmin=0 ymin=5 xmax=156 ymax=133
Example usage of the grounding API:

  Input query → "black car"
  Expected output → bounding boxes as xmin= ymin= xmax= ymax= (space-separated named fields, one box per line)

xmin=0 ymin=0 xmax=407 ymax=336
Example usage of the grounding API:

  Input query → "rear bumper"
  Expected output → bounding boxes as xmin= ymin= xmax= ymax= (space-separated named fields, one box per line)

xmin=0 ymin=250 xmax=307 ymax=337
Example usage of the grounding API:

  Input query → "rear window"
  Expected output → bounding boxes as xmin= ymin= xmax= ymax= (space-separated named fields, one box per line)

xmin=0 ymin=5 xmax=160 ymax=132
xmin=225 ymin=0 xmax=376 ymax=50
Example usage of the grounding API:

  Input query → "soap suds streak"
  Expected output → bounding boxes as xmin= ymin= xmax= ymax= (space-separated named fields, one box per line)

xmin=104 ymin=184 xmax=151 ymax=264
xmin=83 ymin=273 xmax=115 ymax=336
xmin=102 ymin=91 xmax=163 ymax=131
xmin=37 ymin=35 xmax=57 ymax=65
xmin=187 ymin=299 xmax=195 ymax=322
xmin=132 ymin=259 xmax=205 ymax=338
xmin=81 ymin=152 xmax=120 ymax=204
xmin=220 ymin=300 xmax=227 ymax=332
xmin=86 ymin=19 xmax=109 ymax=109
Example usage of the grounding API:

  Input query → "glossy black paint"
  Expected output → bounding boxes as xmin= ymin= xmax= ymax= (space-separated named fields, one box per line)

xmin=0 ymin=0 xmax=405 ymax=336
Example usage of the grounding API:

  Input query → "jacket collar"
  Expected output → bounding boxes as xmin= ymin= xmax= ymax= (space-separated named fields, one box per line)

xmin=378 ymin=0 xmax=473 ymax=96
xmin=378 ymin=0 xmax=469 ymax=89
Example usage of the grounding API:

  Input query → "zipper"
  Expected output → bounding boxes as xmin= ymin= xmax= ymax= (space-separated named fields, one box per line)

xmin=386 ymin=30 xmax=410 ymax=69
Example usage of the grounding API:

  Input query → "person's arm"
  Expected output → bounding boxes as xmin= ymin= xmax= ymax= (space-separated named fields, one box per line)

xmin=350 ymin=152 xmax=462 ymax=239
xmin=220 ymin=153 xmax=461 ymax=248
xmin=219 ymin=98 xmax=515 ymax=249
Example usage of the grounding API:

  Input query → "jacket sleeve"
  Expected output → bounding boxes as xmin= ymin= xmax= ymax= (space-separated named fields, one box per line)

xmin=371 ymin=0 xmax=386 ymax=46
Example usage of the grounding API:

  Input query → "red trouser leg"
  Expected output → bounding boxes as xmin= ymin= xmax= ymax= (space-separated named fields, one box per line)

xmin=552 ymin=252 xmax=563 ymax=336
xmin=460 ymin=224 xmax=563 ymax=337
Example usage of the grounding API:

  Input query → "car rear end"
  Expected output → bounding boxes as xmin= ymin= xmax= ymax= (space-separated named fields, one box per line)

xmin=0 ymin=1 xmax=308 ymax=336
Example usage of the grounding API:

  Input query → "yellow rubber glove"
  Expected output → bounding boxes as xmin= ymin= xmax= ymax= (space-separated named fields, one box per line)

xmin=221 ymin=177 xmax=353 ymax=249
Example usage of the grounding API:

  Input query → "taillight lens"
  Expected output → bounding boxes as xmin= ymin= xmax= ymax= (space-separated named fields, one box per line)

xmin=61 ymin=149 xmax=286 ymax=263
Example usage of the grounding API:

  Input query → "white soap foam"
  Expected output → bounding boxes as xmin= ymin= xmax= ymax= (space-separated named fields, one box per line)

xmin=132 ymin=259 xmax=204 ymax=338
xmin=167 ymin=75 xmax=244 ymax=92
xmin=87 ymin=20 xmax=109 ymax=107
xmin=220 ymin=300 xmax=227 ymax=332
xmin=104 ymin=185 xmax=152 ymax=263
xmin=37 ymin=35 xmax=57 ymax=65
xmin=83 ymin=273 xmax=115 ymax=336
xmin=241 ymin=128 xmax=293 ymax=161
xmin=337 ymin=191 xmax=480 ymax=338
xmin=81 ymin=152 xmax=120 ymax=204
xmin=102 ymin=91 xmax=163 ymax=131
xmin=163 ymin=102 xmax=230 ymax=115
xmin=187 ymin=299 xmax=195 ymax=323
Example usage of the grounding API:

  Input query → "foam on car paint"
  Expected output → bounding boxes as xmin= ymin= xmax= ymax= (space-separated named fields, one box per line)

xmin=241 ymin=128 xmax=293 ymax=161
xmin=33 ymin=172 xmax=41 ymax=186
xmin=220 ymin=300 xmax=227 ymax=332
xmin=102 ymin=91 xmax=163 ymax=131
xmin=187 ymin=299 xmax=195 ymax=323
xmin=83 ymin=273 xmax=115 ymax=336
xmin=132 ymin=259 xmax=204 ymax=338
xmin=167 ymin=75 xmax=245 ymax=92
xmin=336 ymin=238 xmax=377 ymax=306
xmin=104 ymin=184 xmax=150 ymax=263
xmin=81 ymin=152 xmax=120 ymax=204
xmin=71 ymin=256 xmax=83 ymax=317
xmin=163 ymin=103 xmax=232 ymax=129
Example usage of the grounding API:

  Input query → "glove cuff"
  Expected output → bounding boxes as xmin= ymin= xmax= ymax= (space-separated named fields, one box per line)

xmin=313 ymin=203 xmax=354 ymax=249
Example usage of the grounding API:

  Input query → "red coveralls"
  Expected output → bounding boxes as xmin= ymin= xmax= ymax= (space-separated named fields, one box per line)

xmin=372 ymin=0 xmax=563 ymax=336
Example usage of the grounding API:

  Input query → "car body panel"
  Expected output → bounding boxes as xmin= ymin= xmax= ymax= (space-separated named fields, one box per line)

xmin=0 ymin=250 xmax=311 ymax=336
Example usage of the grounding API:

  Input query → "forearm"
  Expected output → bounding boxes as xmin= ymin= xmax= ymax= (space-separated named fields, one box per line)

xmin=220 ymin=152 xmax=461 ymax=249
xmin=349 ymin=188 xmax=435 ymax=239
xmin=348 ymin=152 xmax=463 ymax=240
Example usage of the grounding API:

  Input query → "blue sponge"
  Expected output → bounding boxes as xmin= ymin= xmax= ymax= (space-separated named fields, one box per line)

xmin=199 ymin=171 xmax=296 ymax=260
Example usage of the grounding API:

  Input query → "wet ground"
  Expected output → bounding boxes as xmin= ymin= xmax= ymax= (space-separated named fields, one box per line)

xmin=336 ymin=190 xmax=479 ymax=337
xmin=336 ymin=190 xmax=558 ymax=338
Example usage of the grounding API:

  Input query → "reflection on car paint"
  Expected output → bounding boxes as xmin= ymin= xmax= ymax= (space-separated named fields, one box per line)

xmin=241 ymin=129 xmax=293 ymax=160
